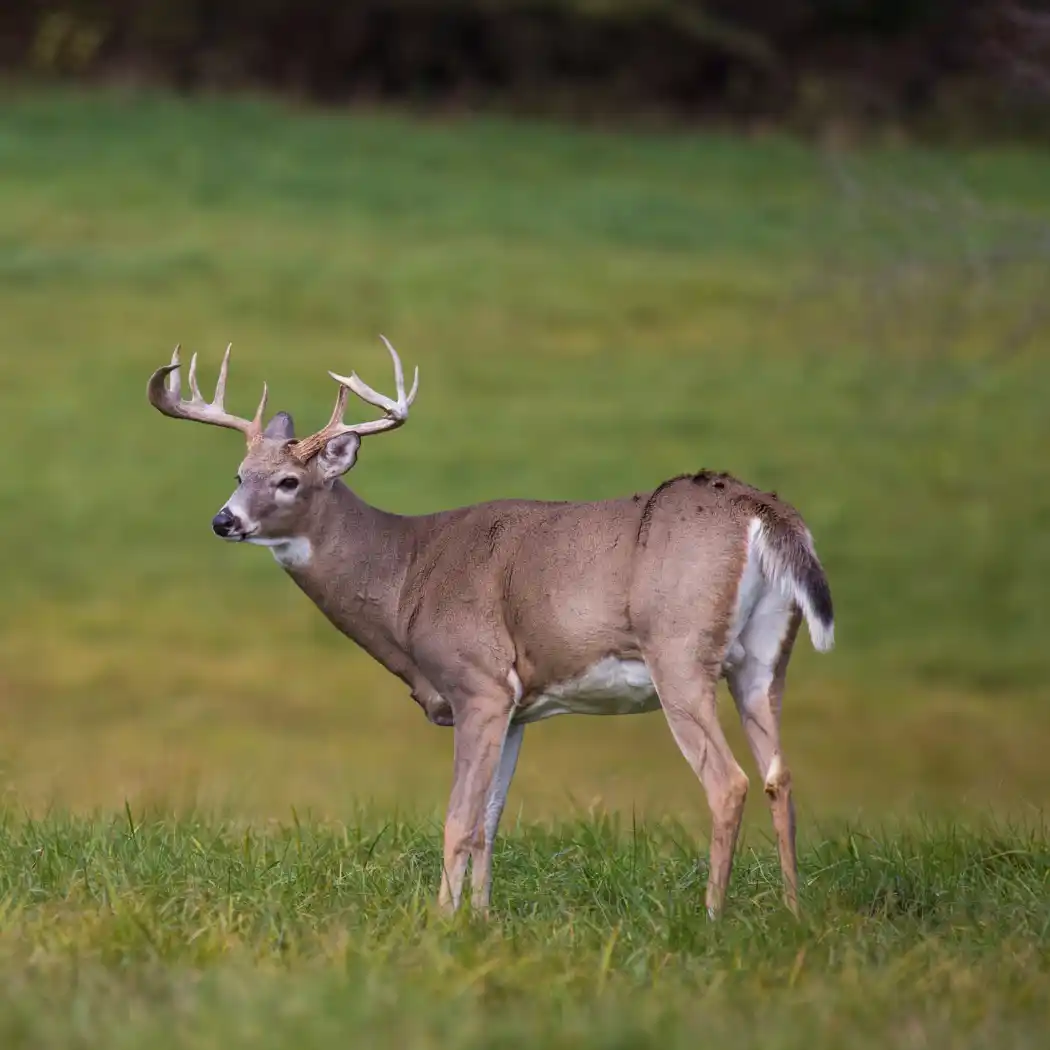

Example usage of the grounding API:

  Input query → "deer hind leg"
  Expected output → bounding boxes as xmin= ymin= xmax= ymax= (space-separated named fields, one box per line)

xmin=469 ymin=720 xmax=524 ymax=912
xmin=647 ymin=650 xmax=749 ymax=920
xmin=727 ymin=597 xmax=802 ymax=915
xmin=439 ymin=693 xmax=515 ymax=915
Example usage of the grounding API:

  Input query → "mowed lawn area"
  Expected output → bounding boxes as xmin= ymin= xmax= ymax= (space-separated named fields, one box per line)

xmin=0 ymin=88 xmax=1048 ymax=1047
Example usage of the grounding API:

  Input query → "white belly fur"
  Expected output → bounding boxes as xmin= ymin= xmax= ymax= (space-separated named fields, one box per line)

xmin=514 ymin=657 xmax=660 ymax=725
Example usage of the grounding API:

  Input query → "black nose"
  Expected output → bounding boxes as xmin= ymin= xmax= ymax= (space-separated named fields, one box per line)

xmin=211 ymin=507 xmax=236 ymax=536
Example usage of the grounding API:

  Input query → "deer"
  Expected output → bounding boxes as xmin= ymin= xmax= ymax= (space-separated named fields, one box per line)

xmin=146 ymin=336 xmax=834 ymax=919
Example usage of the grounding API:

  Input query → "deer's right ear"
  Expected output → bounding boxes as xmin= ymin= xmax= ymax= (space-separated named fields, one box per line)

xmin=264 ymin=411 xmax=296 ymax=441
xmin=317 ymin=432 xmax=361 ymax=480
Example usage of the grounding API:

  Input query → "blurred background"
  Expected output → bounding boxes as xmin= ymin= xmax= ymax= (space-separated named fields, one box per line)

xmin=0 ymin=1 xmax=1048 ymax=831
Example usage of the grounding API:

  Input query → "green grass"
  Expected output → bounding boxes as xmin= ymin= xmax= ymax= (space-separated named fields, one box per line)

xmin=0 ymin=811 xmax=1046 ymax=1049
xmin=0 ymin=84 xmax=1048 ymax=1045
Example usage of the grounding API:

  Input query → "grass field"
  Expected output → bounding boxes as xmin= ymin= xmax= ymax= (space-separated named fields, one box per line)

xmin=0 ymin=811 xmax=1047 ymax=1049
xmin=0 ymin=86 xmax=1048 ymax=1046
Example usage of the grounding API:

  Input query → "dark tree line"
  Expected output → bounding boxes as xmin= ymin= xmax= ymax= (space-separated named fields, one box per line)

xmin=1 ymin=1 xmax=1046 ymax=131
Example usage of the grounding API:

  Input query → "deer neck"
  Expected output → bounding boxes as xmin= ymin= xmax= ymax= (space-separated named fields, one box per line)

xmin=265 ymin=482 xmax=416 ymax=648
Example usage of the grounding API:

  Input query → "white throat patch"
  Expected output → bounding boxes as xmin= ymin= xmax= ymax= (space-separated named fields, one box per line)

xmin=246 ymin=536 xmax=313 ymax=570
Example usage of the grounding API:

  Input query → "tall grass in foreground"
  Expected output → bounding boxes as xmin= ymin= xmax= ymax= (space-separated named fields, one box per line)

xmin=0 ymin=811 xmax=1045 ymax=1048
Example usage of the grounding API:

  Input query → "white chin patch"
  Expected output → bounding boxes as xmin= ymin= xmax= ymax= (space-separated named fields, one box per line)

xmin=245 ymin=535 xmax=313 ymax=569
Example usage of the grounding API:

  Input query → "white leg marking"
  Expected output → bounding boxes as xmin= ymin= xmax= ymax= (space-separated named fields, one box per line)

xmin=729 ymin=584 xmax=793 ymax=784
xmin=732 ymin=587 xmax=791 ymax=706
xmin=764 ymin=753 xmax=784 ymax=793
xmin=484 ymin=668 xmax=526 ymax=843
xmin=507 ymin=668 xmax=524 ymax=708
xmin=483 ymin=720 xmax=524 ymax=846
xmin=724 ymin=519 xmax=766 ymax=668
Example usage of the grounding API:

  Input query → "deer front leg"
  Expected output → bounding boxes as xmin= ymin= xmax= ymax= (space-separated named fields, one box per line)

xmin=439 ymin=695 xmax=515 ymax=914
xmin=470 ymin=720 xmax=524 ymax=912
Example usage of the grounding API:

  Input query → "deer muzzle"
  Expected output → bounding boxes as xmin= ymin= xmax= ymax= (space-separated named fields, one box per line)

xmin=212 ymin=505 xmax=248 ymax=540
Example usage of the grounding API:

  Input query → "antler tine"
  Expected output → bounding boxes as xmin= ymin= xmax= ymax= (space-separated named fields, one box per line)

xmin=381 ymin=333 xmax=405 ymax=399
xmin=251 ymin=382 xmax=269 ymax=431
xmin=380 ymin=333 xmax=420 ymax=407
xmin=188 ymin=352 xmax=203 ymax=402
xmin=324 ymin=381 xmax=351 ymax=430
xmin=169 ymin=345 xmax=183 ymax=400
xmin=214 ymin=343 xmax=232 ymax=408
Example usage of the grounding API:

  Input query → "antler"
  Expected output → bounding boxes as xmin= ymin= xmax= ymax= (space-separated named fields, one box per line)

xmin=147 ymin=344 xmax=269 ymax=444
xmin=291 ymin=335 xmax=419 ymax=461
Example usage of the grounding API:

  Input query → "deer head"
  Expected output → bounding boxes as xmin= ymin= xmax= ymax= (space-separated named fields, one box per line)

xmin=147 ymin=336 xmax=418 ymax=544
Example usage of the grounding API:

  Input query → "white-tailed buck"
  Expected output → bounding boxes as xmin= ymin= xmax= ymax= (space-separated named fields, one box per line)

xmin=147 ymin=337 xmax=834 ymax=917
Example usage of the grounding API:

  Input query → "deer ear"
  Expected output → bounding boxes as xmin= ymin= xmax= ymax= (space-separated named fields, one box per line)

xmin=317 ymin=432 xmax=361 ymax=479
xmin=264 ymin=411 xmax=296 ymax=441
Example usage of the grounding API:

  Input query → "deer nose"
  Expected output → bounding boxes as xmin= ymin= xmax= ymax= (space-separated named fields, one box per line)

xmin=211 ymin=507 xmax=237 ymax=537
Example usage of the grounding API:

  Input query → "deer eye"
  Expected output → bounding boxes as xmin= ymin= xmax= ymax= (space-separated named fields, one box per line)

xmin=277 ymin=476 xmax=299 ymax=493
